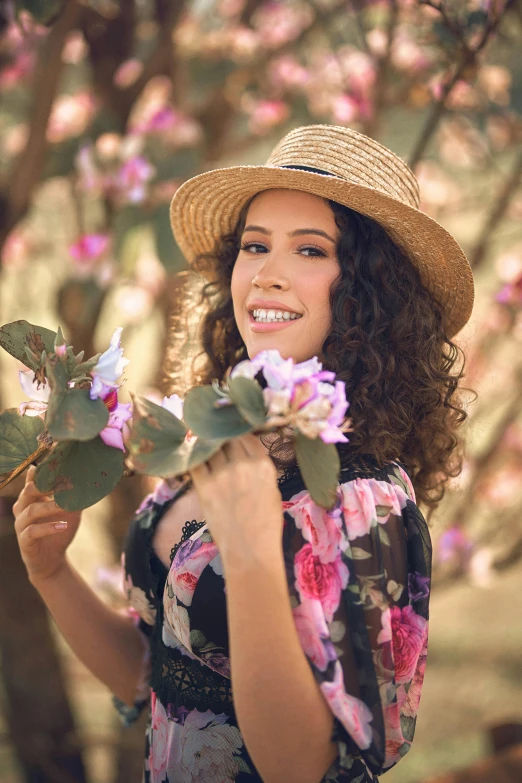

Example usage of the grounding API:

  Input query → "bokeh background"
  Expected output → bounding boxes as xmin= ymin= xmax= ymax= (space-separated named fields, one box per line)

xmin=1 ymin=1 xmax=522 ymax=781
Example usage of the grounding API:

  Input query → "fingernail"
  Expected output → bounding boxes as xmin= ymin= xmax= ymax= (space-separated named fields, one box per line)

xmin=54 ymin=522 xmax=68 ymax=530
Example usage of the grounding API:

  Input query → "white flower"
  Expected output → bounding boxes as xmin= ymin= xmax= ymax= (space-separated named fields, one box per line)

xmin=18 ymin=370 xmax=50 ymax=417
xmin=162 ymin=393 xmax=184 ymax=419
xmin=90 ymin=327 xmax=129 ymax=399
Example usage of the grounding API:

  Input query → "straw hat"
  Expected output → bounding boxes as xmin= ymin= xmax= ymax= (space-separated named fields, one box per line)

xmin=170 ymin=124 xmax=474 ymax=338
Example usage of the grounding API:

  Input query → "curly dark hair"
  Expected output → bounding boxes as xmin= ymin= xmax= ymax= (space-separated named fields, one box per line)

xmin=165 ymin=195 xmax=469 ymax=508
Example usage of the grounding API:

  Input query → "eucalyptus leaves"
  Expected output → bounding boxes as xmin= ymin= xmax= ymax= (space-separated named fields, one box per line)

xmin=0 ymin=321 xmax=352 ymax=511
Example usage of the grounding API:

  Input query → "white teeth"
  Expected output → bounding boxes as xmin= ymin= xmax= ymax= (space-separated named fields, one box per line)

xmin=251 ymin=308 xmax=302 ymax=323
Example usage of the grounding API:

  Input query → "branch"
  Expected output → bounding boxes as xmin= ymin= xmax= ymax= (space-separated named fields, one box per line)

xmin=0 ymin=437 xmax=52 ymax=493
xmin=409 ymin=0 xmax=513 ymax=168
xmin=470 ymin=149 xmax=522 ymax=269
xmin=362 ymin=0 xmax=399 ymax=139
xmin=0 ymin=0 xmax=83 ymax=254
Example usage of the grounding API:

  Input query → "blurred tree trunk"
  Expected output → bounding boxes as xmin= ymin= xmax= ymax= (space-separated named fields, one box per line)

xmin=0 ymin=496 xmax=87 ymax=783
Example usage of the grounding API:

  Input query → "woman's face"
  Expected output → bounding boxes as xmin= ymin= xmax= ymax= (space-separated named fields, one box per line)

xmin=231 ymin=189 xmax=341 ymax=363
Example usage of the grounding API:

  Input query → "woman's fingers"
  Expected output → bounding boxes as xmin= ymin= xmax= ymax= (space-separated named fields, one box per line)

xmin=14 ymin=499 xmax=78 ymax=534
xmin=18 ymin=520 xmax=70 ymax=545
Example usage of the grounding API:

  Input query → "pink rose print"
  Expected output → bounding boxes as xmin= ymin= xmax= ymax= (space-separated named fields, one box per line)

xmin=294 ymin=543 xmax=349 ymax=622
xmin=390 ymin=605 xmax=427 ymax=684
xmin=170 ymin=540 xmax=218 ymax=606
xmin=368 ymin=479 xmax=405 ymax=521
xmin=293 ymin=597 xmax=337 ymax=672
xmin=283 ymin=489 xmax=345 ymax=563
xmin=339 ymin=479 xmax=376 ymax=540
xmin=149 ymin=691 xmax=169 ymax=780
xmin=402 ymin=630 xmax=428 ymax=717
xmin=320 ymin=661 xmax=374 ymax=750
xmin=167 ymin=709 xmax=243 ymax=783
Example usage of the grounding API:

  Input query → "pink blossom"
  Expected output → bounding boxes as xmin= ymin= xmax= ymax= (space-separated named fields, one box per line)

xmin=390 ymin=605 xmax=427 ymax=684
xmin=320 ymin=661 xmax=374 ymax=749
xmin=69 ymin=234 xmax=110 ymax=271
xmin=293 ymin=597 xmax=336 ymax=671
xmin=294 ymin=543 xmax=349 ymax=622
xmin=283 ymin=488 xmax=345 ymax=563
xmin=269 ymin=55 xmax=310 ymax=89
xmin=1 ymin=229 xmax=29 ymax=270
xmin=46 ymin=91 xmax=97 ymax=144
xmin=113 ymin=156 xmax=155 ymax=203
xmin=331 ymin=94 xmax=359 ymax=124
xmin=437 ymin=526 xmax=473 ymax=565
xmin=99 ymin=401 xmax=132 ymax=451
xmin=162 ymin=394 xmax=184 ymax=420
xmin=114 ymin=58 xmax=143 ymax=88
xmin=248 ymin=100 xmax=289 ymax=135
xmin=496 ymin=274 xmax=522 ymax=307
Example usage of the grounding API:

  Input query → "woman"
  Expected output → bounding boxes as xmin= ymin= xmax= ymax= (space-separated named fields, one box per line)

xmin=14 ymin=125 xmax=474 ymax=783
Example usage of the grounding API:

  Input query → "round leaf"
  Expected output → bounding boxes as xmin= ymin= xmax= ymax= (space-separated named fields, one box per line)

xmin=184 ymin=386 xmax=253 ymax=440
xmin=294 ymin=432 xmax=340 ymax=509
xmin=127 ymin=394 xmax=188 ymax=476
xmin=0 ymin=410 xmax=45 ymax=473
xmin=227 ymin=377 xmax=267 ymax=428
xmin=35 ymin=437 xmax=124 ymax=511
xmin=0 ymin=321 xmax=57 ymax=370
xmin=47 ymin=389 xmax=109 ymax=442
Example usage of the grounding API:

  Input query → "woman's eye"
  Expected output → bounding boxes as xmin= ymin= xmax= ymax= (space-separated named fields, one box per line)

xmin=239 ymin=242 xmax=327 ymax=257
xmin=239 ymin=242 xmax=266 ymax=253
xmin=300 ymin=246 xmax=327 ymax=257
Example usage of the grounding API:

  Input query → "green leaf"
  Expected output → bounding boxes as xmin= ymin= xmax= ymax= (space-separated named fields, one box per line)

xmin=0 ymin=321 xmax=57 ymax=370
xmin=71 ymin=354 xmax=102 ymax=379
xmin=34 ymin=437 xmax=124 ymax=511
xmin=184 ymin=386 xmax=253 ymax=440
xmin=350 ymin=547 xmax=372 ymax=560
xmin=294 ymin=432 xmax=340 ymax=509
xmin=377 ymin=524 xmax=391 ymax=546
xmin=47 ymin=388 xmax=109 ymax=442
xmin=127 ymin=395 xmax=189 ymax=476
xmin=376 ymin=504 xmax=392 ymax=518
xmin=0 ymin=410 xmax=45 ymax=473
xmin=227 ymin=377 xmax=267 ymax=428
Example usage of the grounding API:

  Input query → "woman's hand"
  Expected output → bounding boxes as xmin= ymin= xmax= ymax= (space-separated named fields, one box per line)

xmin=189 ymin=433 xmax=284 ymax=563
xmin=13 ymin=465 xmax=82 ymax=586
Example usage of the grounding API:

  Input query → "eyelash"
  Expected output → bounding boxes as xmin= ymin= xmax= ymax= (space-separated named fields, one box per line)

xmin=239 ymin=242 xmax=327 ymax=258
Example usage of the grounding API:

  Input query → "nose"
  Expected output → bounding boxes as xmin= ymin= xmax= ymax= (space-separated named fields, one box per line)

xmin=251 ymin=252 xmax=290 ymax=292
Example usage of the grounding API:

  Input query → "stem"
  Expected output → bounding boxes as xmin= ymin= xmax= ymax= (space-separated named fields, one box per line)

xmin=0 ymin=439 xmax=52 ymax=492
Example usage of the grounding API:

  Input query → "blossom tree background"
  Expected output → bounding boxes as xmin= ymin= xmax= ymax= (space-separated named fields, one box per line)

xmin=0 ymin=0 xmax=521 ymax=781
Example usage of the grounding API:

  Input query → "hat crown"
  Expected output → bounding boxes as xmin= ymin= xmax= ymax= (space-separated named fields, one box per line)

xmin=266 ymin=125 xmax=420 ymax=210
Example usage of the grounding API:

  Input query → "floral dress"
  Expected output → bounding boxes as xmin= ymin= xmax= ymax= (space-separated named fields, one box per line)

xmin=113 ymin=451 xmax=431 ymax=783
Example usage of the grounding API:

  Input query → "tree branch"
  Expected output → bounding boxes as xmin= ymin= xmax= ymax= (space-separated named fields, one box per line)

xmin=0 ymin=0 xmax=83 ymax=254
xmin=409 ymin=0 xmax=513 ymax=168
xmin=470 ymin=149 xmax=522 ymax=269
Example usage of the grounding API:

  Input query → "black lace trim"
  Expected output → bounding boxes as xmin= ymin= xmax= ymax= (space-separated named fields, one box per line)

xmin=170 ymin=518 xmax=207 ymax=564
xmin=149 ymin=620 xmax=236 ymax=716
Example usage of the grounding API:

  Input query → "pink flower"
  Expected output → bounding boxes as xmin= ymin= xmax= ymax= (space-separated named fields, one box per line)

xmin=248 ymin=100 xmax=289 ymax=134
xmin=293 ymin=597 xmax=336 ymax=672
xmin=149 ymin=691 xmax=169 ymax=779
xmin=294 ymin=543 xmax=349 ymax=622
xmin=99 ymin=400 xmax=132 ymax=451
xmin=332 ymin=94 xmax=359 ymax=124
xmin=283 ymin=489 xmax=345 ymax=563
xmin=69 ymin=234 xmax=110 ymax=270
xmin=320 ymin=661 xmax=374 ymax=750
xmin=113 ymin=156 xmax=155 ymax=203
xmin=390 ymin=605 xmax=427 ymax=684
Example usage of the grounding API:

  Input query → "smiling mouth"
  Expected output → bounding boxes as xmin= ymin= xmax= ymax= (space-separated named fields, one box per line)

xmin=249 ymin=308 xmax=303 ymax=323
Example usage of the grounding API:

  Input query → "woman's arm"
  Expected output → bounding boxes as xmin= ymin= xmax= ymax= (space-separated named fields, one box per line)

xmin=33 ymin=559 xmax=148 ymax=707
xmin=223 ymin=543 xmax=338 ymax=783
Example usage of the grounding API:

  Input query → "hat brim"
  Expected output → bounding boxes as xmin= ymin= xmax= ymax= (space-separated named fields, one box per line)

xmin=170 ymin=165 xmax=474 ymax=338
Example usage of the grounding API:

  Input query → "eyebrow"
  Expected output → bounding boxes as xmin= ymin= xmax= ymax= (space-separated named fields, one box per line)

xmin=243 ymin=224 xmax=337 ymax=244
